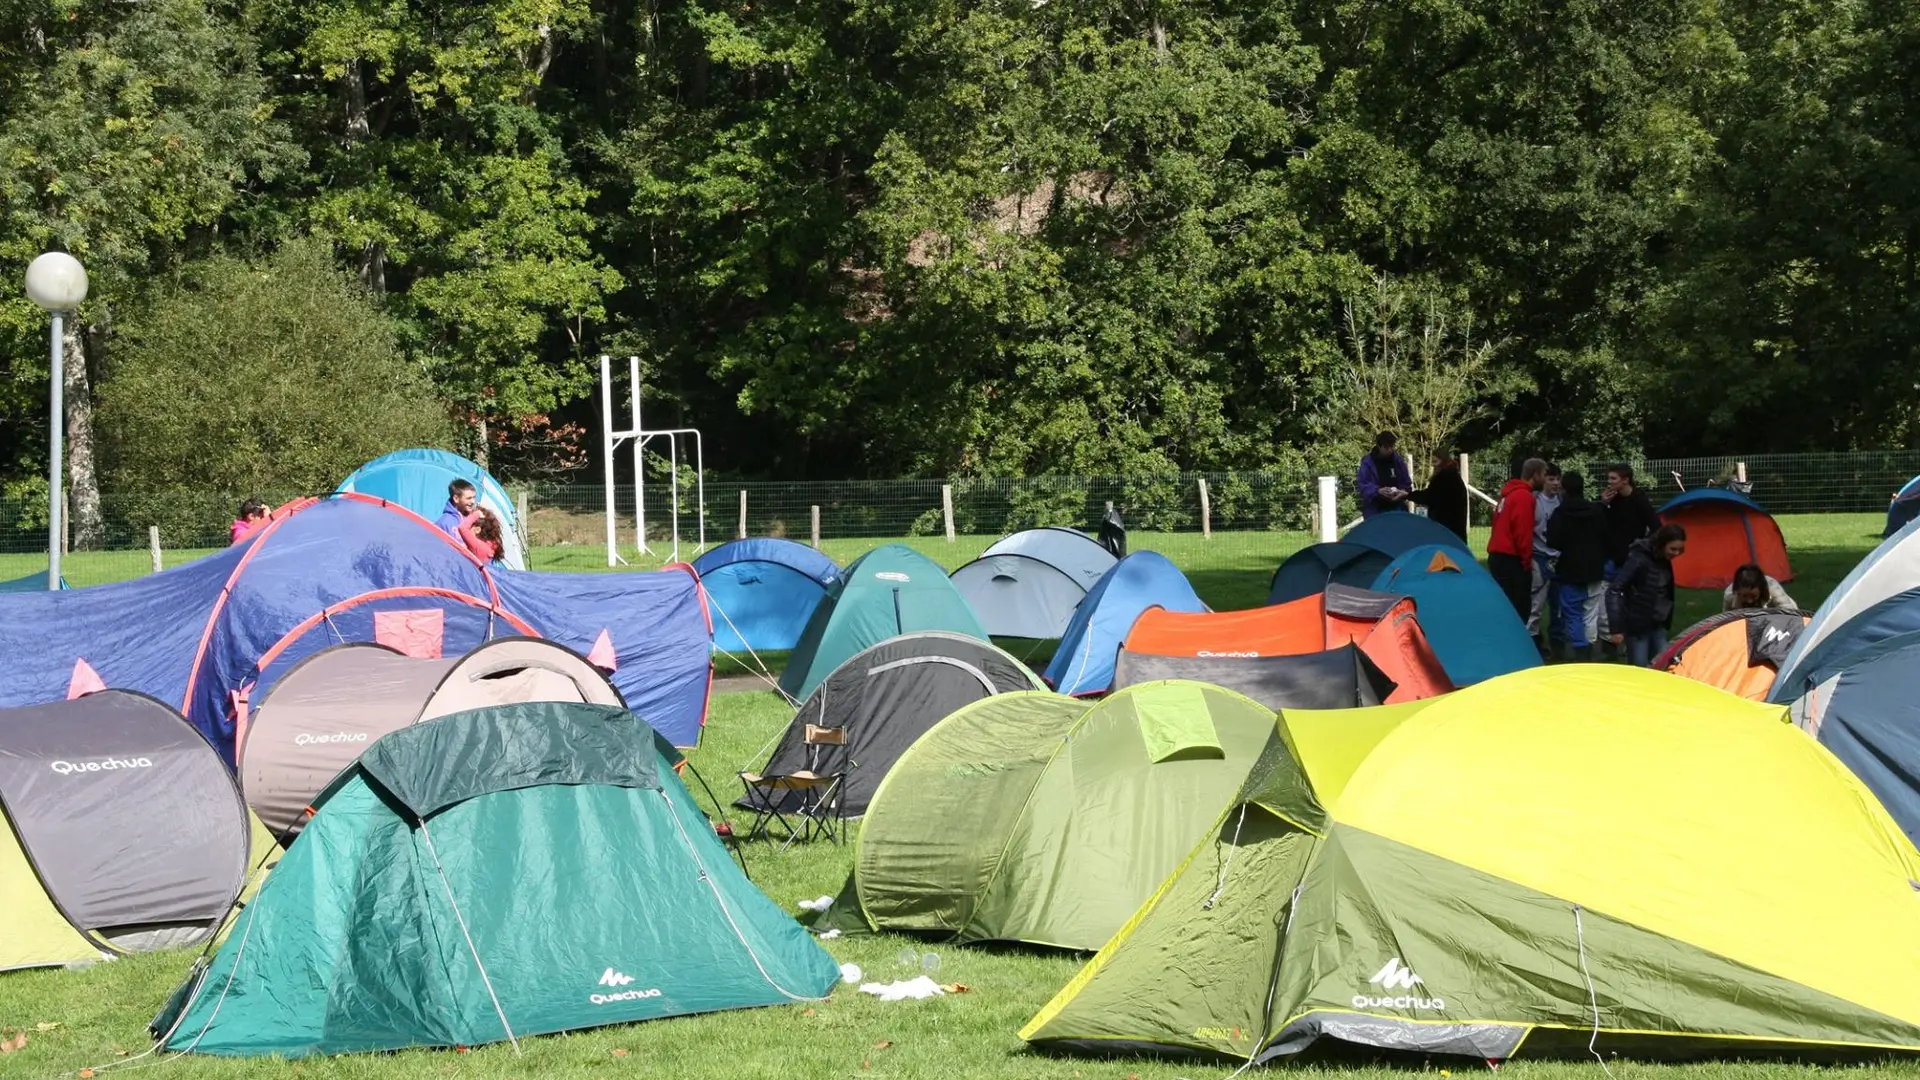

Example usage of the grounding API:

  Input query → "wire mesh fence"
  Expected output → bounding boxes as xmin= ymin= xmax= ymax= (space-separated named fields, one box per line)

xmin=0 ymin=451 xmax=1914 ymax=588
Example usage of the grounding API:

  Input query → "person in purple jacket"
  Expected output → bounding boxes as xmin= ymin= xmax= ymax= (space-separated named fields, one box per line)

xmin=1356 ymin=431 xmax=1413 ymax=518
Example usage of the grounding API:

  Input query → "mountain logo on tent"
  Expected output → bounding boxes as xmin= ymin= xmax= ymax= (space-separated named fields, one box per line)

xmin=1762 ymin=625 xmax=1794 ymax=644
xmin=590 ymin=968 xmax=663 ymax=1006
xmin=1369 ymin=957 xmax=1422 ymax=990
xmin=598 ymin=968 xmax=635 ymax=988
xmin=1351 ymin=957 xmax=1445 ymax=1012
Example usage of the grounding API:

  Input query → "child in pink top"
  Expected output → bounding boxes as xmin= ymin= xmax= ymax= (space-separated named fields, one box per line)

xmin=457 ymin=507 xmax=504 ymax=563
xmin=229 ymin=498 xmax=269 ymax=545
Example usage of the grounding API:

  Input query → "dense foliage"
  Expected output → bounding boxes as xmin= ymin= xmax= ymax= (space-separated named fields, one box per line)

xmin=0 ymin=0 xmax=1915 ymax=500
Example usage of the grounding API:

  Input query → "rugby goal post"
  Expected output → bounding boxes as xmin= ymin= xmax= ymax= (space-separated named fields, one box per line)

xmin=600 ymin=354 xmax=706 ymax=565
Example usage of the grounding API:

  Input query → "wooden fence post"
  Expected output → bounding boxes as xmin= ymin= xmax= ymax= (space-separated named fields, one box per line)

xmin=810 ymin=505 xmax=822 ymax=550
xmin=149 ymin=526 xmax=162 ymax=574
xmin=738 ymin=489 xmax=748 ymax=539
xmin=1317 ymin=477 xmax=1338 ymax=543
xmin=517 ymin=490 xmax=530 ymax=533
xmin=1197 ymin=478 xmax=1211 ymax=540
xmin=941 ymin=484 xmax=955 ymax=542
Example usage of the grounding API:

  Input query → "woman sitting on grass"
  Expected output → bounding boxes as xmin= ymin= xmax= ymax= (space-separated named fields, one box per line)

xmin=1607 ymin=523 xmax=1687 ymax=667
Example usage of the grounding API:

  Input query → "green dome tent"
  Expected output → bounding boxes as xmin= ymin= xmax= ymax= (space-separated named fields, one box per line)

xmin=816 ymin=682 xmax=1276 ymax=951
xmin=155 ymin=701 xmax=838 ymax=1057
xmin=778 ymin=544 xmax=987 ymax=700
xmin=1024 ymin=666 xmax=1920 ymax=1063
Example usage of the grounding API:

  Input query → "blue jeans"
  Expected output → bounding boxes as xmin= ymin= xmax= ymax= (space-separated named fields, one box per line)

xmin=1626 ymin=628 xmax=1669 ymax=668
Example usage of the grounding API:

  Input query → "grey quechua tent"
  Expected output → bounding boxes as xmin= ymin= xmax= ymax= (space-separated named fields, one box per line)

xmin=950 ymin=528 xmax=1118 ymax=639
xmin=1113 ymin=643 xmax=1396 ymax=711
xmin=240 ymin=636 xmax=624 ymax=839
xmin=746 ymin=631 xmax=1045 ymax=816
xmin=1 ymin=690 xmax=262 ymax=971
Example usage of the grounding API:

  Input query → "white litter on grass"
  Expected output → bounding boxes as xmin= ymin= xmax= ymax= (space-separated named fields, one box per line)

xmin=818 ymin=929 xmax=843 ymax=940
xmin=839 ymin=963 xmax=863 ymax=985
xmin=858 ymin=976 xmax=946 ymax=1001
xmin=797 ymin=894 xmax=835 ymax=912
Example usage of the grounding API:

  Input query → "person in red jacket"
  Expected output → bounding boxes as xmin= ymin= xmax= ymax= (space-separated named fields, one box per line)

xmin=1487 ymin=458 xmax=1547 ymax=620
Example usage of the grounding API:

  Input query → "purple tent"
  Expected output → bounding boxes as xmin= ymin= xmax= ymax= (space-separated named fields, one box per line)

xmin=0 ymin=495 xmax=712 ymax=759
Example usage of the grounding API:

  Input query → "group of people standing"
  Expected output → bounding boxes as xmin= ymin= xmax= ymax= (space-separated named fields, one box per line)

xmin=1357 ymin=433 xmax=1794 ymax=667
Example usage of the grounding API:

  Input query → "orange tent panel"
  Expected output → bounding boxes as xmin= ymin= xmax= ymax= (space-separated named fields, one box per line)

xmin=1124 ymin=589 xmax=1453 ymax=703
xmin=1659 ymin=494 xmax=1793 ymax=590
xmin=1656 ymin=609 xmax=1810 ymax=701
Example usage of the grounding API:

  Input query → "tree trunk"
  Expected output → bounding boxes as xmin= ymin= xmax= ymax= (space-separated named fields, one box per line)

xmin=64 ymin=322 xmax=105 ymax=549
xmin=472 ymin=413 xmax=490 ymax=469
xmin=341 ymin=59 xmax=387 ymax=294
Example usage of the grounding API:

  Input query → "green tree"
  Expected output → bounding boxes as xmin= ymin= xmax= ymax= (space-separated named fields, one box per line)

xmin=97 ymin=242 xmax=450 ymax=507
xmin=0 ymin=0 xmax=297 ymax=543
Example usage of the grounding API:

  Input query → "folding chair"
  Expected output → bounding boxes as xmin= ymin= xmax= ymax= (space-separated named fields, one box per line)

xmin=737 ymin=724 xmax=847 ymax=848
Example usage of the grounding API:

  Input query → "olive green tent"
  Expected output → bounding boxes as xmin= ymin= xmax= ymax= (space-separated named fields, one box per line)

xmin=1024 ymin=666 xmax=1920 ymax=1063
xmin=778 ymin=544 xmax=987 ymax=700
xmin=817 ymin=681 xmax=1276 ymax=951
xmin=155 ymin=701 xmax=838 ymax=1057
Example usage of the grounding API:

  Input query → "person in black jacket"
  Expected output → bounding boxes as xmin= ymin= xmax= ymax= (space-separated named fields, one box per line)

xmin=1407 ymin=449 xmax=1469 ymax=541
xmin=1545 ymin=471 xmax=1609 ymax=660
xmin=1601 ymin=464 xmax=1662 ymax=568
xmin=1607 ymin=523 xmax=1687 ymax=667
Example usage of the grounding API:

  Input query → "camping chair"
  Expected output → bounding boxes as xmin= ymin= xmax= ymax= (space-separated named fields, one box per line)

xmin=737 ymin=724 xmax=848 ymax=849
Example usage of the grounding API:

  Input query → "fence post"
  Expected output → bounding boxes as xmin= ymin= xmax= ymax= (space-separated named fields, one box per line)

xmin=1459 ymin=452 xmax=1473 ymax=527
xmin=516 ymin=490 xmax=530 ymax=535
xmin=737 ymin=489 xmax=748 ymax=539
xmin=810 ymin=505 xmax=821 ymax=550
xmin=941 ymin=484 xmax=955 ymax=543
xmin=62 ymin=492 xmax=70 ymax=554
xmin=149 ymin=526 xmax=162 ymax=574
xmin=1317 ymin=476 xmax=1338 ymax=543
xmin=1736 ymin=461 xmax=1748 ymax=485
xmin=1197 ymin=477 xmax=1211 ymax=540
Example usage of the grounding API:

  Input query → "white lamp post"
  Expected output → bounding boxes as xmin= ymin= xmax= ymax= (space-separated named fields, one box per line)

xmin=24 ymin=252 xmax=88 ymax=591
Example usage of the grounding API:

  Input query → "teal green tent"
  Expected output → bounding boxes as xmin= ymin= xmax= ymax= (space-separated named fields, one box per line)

xmin=154 ymin=702 xmax=838 ymax=1057
xmin=778 ymin=544 xmax=987 ymax=700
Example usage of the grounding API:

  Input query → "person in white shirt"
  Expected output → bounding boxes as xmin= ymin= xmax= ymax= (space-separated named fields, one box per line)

xmin=1722 ymin=563 xmax=1796 ymax=611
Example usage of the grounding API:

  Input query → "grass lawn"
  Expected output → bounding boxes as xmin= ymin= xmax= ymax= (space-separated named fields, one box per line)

xmin=0 ymin=513 xmax=1904 ymax=1079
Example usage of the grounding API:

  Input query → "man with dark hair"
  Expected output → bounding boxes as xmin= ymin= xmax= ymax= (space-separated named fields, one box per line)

xmin=438 ymin=478 xmax=478 ymax=538
xmin=1546 ymin=471 xmax=1609 ymax=660
xmin=1356 ymin=432 xmax=1413 ymax=519
xmin=1488 ymin=458 xmax=1547 ymax=620
xmin=1601 ymin=463 xmax=1660 ymax=567
xmin=1408 ymin=448 xmax=1469 ymax=541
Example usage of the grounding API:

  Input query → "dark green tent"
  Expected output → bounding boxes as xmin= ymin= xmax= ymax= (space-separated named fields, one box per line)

xmin=778 ymin=544 xmax=987 ymax=700
xmin=155 ymin=701 xmax=838 ymax=1057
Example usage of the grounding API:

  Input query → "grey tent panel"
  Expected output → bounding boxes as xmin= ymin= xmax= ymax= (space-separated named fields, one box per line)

xmin=1113 ymin=644 xmax=1396 ymax=711
xmin=243 ymin=637 xmax=623 ymax=838
xmin=950 ymin=554 xmax=1089 ymax=639
xmin=980 ymin=528 xmax=1117 ymax=590
xmin=746 ymin=632 xmax=1044 ymax=815
xmin=0 ymin=690 xmax=249 ymax=937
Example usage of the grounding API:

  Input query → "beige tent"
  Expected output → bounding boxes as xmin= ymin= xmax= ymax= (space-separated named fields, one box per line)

xmin=240 ymin=637 xmax=623 ymax=838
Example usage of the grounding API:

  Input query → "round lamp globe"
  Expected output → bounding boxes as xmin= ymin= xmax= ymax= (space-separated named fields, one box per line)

xmin=24 ymin=252 xmax=88 ymax=312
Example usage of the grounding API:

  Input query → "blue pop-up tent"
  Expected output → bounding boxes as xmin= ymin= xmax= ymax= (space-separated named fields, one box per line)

xmin=337 ymin=448 xmax=526 ymax=570
xmin=691 ymin=538 xmax=840 ymax=654
xmin=0 ymin=570 xmax=67 ymax=592
xmin=1044 ymin=552 xmax=1206 ymax=696
xmin=0 ymin=496 xmax=711 ymax=758
xmin=1372 ymin=544 xmax=1540 ymax=686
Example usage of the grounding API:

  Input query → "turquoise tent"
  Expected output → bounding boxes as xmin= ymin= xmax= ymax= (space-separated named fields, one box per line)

xmin=1372 ymin=544 xmax=1541 ymax=686
xmin=0 ymin=569 xmax=66 ymax=592
xmin=154 ymin=702 xmax=838 ymax=1057
xmin=778 ymin=545 xmax=986 ymax=700
xmin=338 ymin=449 xmax=526 ymax=569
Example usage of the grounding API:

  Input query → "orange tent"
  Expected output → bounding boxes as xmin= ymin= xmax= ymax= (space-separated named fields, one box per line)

xmin=1657 ymin=489 xmax=1792 ymax=589
xmin=1123 ymin=585 xmax=1453 ymax=703
xmin=1655 ymin=607 xmax=1810 ymax=700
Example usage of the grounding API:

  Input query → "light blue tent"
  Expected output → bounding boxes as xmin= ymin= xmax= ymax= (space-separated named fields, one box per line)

xmin=951 ymin=527 xmax=1117 ymax=639
xmin=1772 ymin=516 xmax=1920 ymax=703
xmin=1044 ymin=552 xmax=1206 ymax=695
xmin=1371 ymin=544 xmax=1540 ymax=686
xmin=1789 ymin=630 xmax=1920 ymax=847
xmin=691 ymin=539 xmax=840 ymax=654
xmin=338 ymin=449 xmax=526 ymax=569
